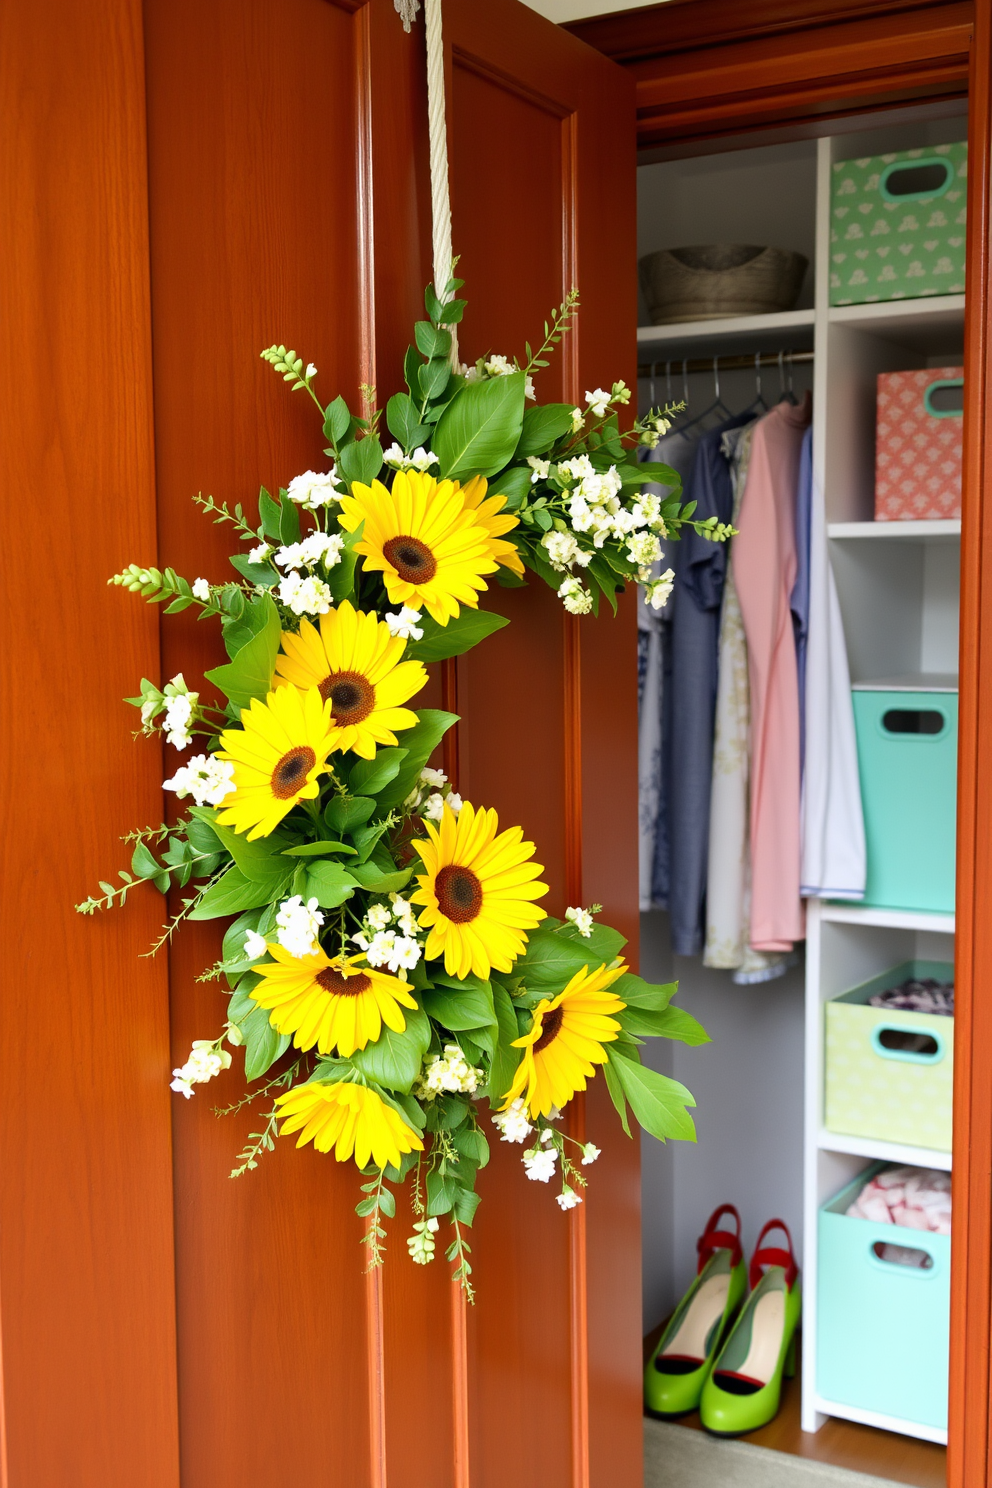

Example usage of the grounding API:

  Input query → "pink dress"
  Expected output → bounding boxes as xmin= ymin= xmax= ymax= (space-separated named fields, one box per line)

xmin=734 ymin=397 xmax=812 ymax=952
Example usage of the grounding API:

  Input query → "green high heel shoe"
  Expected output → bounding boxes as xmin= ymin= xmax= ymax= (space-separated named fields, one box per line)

xmin=699 ymin=1219 xmax=802 ymax=1437
xmin=645 ymin=1205 xmax=747 ymax=1419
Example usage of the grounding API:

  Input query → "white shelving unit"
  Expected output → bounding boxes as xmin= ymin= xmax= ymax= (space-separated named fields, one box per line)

xmin=638 ymin=307 xmax=815 ymax=353
xmin=800 ymin=131 xmax=961 ymax=1447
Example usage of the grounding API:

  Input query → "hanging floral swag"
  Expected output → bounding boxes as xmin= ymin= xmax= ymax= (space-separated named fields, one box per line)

xmin=80 ymin=281 xmax=727 ymax=1296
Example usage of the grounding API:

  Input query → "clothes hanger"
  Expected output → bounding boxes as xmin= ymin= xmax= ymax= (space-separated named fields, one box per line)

xmin=745 ymin=350 xmax=769 ymax=415
xmin=676 ymin=355 xmax=733 ymax=437
xmin=777 ymin=349 xmax=798 ymax=406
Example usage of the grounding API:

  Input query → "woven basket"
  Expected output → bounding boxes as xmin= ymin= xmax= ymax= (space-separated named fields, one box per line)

xmin=639 ymin=244 xmax=808 ymax=324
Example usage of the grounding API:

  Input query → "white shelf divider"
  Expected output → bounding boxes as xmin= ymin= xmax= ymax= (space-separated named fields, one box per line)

xmin=817 ymin=1129 xmax=953 ymax=1172
xmin=829 ymin=519 xmax=960 ymax=541
xmin=819 ymin=902 xmax=955 ymax=934
xmin=637 ymin=307 xmax=815 ymax=350
xmin=811 ymin=1396 xmax=948 ymax=1447
xmin=829 ymin=293 xmax=965 ymax=330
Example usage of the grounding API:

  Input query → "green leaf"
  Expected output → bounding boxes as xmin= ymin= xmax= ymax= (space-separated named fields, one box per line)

xmin=454 ymin=1188 xmax=481 ymax=1226
xmin=190 ymin=865 xmax=287 ymax=919
xmin=304 ymin=860 xmax=359 ymax=908
xmin=324 ymin=795 xmax=376 ymax=833
xmin=432 ymin=373 xmax=527 ymax=481
xmin=453 ymin=1126 xmax=490 ymax=1169
xmin=421 ymin=980 xmax=496 ymax=1031
xmin=611 ymin=971 xmax=675 ymax=1010
xmin=338 ymin=436 xmax=383 ymax=488
xmin=348 ymin=748 xmax=408 ymax=797
xmin=220 ymin=588 xmax=277 ymax=660
xmin=515 ymin=403 xmax=575 ymax=457
xmin=377 ymin=1185 xmax=397 ymax=1219
xmin=350 ymin=1006 xmax=430 ymax=1093
xmin=229 ymin=552 xmax=277 ymax=588
xmin=258 ymin=487 xmax=284 ymax=541
xmin=420 ymin=358 xmax=451 ymax=402
xmin=281 ymin=839 xmax=357 ymax=857
xmin=205 ymin=594 xmax=281 ymax=710
xmin=426 ymin=1170 xmax=455 ymax=1217
xmin=131 ymin=842 xmax=162 ymax=880
xmin=602 ymin=1057 xmax=632 ymax=1137
xmin=405 ymin=607 xmax=509 ymax=662
xmin=373 ymin=710 xmax=458 ymax=811
xmin=347 ymin=861 xmax=413 ymax=893
xmin=386 ymin=392 xmax=430 ymax=450
xmin=326 ymin=520 xmax=364 ymax=604
xmin=513 ymin=919 xmax=625 ymax=991
xmin=487 ymin=465 xmax=532 ymax=511
xmin=323 ymin=395 xmax=352 ymax=447
xmin=279 ymin=495 xmax=300 ymax=546
xmin=243 ymin=1005 xmax=291 ymax=1081
xmin=404 ymin=345 xmax=422 ymax=400
xmin=190 ymin=808 xmax=292 ymax=885
xmin=487 ymin=982 xmax=522 ymax=1104
xmin=619 ymin=1002 xmax=709 ymax=1045
xmin=415 ymin=321 xmax=452 ymax=360
xmin=608 ymin=1047 xmax=697 ymax=1143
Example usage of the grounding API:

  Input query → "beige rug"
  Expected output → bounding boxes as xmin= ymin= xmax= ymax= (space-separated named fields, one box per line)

xmin=645 ymin=1418 xmax=904 ymax=1488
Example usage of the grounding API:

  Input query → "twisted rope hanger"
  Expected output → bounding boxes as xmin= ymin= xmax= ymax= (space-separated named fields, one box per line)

xmin=396 ymin=0 xmax=460 ymax=367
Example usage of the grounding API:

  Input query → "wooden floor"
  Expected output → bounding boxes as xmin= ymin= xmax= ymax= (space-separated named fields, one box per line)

xmin=644 ymin=1327 xmax=946 ymax=1488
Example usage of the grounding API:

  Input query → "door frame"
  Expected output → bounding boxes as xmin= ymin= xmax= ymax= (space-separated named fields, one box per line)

xmin=570 ymin=2 xmax=988 ymax=1485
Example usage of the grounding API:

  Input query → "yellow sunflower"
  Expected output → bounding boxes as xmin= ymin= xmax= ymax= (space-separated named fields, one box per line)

xmin=460 ymin=474 xmax=525 ymax=577
xmin=215 ymin=685 xmax=334 ymax=840
xmin=249 ymin=943 xmax=418 ymax=1057
xmin=501 ymin=960 xmax=628 ymax=1118
xmin=338 ymin=469 xmax=498 ymax=624
xmin=410 ymin=801 xmax=548 ymax=979
xmin=276 ymin=1080 xmax=423 ymax=1169
xmin=273 ymin=600 xmax=427 ymax=760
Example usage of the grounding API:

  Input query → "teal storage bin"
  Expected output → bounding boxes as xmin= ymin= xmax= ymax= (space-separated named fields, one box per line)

xmin=852 ymin=688 xmax=957 ymax=913
xmin=818 ymin=1167 xmax=949 ymax=1431
xmin=830 ymin=143 xmax=967 ymax=306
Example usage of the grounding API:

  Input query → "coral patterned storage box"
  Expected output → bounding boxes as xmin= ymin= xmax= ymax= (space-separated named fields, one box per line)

xmin=875 ymin=367 xmax=963 ymax=520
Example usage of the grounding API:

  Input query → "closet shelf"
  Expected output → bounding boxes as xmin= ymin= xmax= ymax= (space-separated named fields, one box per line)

xmin=818 ymin=902 xmax=955 ymax=934
xmin=828 ymin=519 xmax=960 ymax=542
xmin=828 ymin=294 xmax=965 ymax=352
xmin=817 ymin=1128 xmax=952 ymax=1173
xmin=811 ymin=1395 xmax=948 ymax=1448
xmin=637 ymin=307 xmax=815 ymax=355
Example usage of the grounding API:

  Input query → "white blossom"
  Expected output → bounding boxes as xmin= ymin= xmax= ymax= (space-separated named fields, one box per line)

xmin=558 ymin=454 xmax=595 ymax=484
xmin=192 ymin=578 xmax=211 ymax=602
xmin=556 ymin=1187 xmax=583 ymax=1211
xmin=275 ymin=532 xmax=343 ymax=571
xmin=171 ymin=1039 xmax=232 ymax=1098
xmin=275 ymin=895 xmax=324 ymax=958
xmin=225 ymin=1022 xmax=244 ymax=1047
xmin=162 ymin=692 xmax=195 ymax=750
xmin=585 ymin=387 xmax=612 ymax=418
xmin=278 ymin=571 xmax=332 ymax=616
xmin=460 ymin=362 xmax=483 ymax=383
xmin=626 ymin=532 xmax=662 ymax=568
xmin=305 ymin=362 xmax=318 ymax=379
xmin=565 ymin=905 xmax=595 ymax=937
xmin=539 ymin=1126 xmax=555 ymax=1145
xmin=558 ymin=576 xmax=593 ymax=616
xmin=367 ymin=904 xmax=392 ymax=931
xmin=384 ymin=606 xmax=425 ymax=641
xmin=581 ymin=1142 xmax=601 ymax=1165
xmin=631 ymin=493 xmax=664 ymax=530
xmin=365 ymin=930 xmax=421 ymax=974
xmin=407 ymin=1217 xmax=439 ymax=1265
xmin=447 ymin=791 xmax=463 ymax=814
xmin=527 ymin=457 xmax=551 ymax=483
xmin=484 ymin=354 xmax=515 ymax=377
xmin=163 ymin=753 xmax=236 ymax=808
xmin=418 ymin=1043 xmax=483 ymax=1098
xmin=420 ymin=766 xmax=447 ymax=789
xmin=287 ymin=469 xmax=342 ymax=510
xmin=542 ymin=530 xmax=581 ymax=571
xmin=243 ymin=929 xmax=268 ymax=961
xmin=492 ymin=1098 xmax=533 ymax=1144
xmin=524 ymin=375 xmax=536 ymax=401
xmin=570 ymin=407 xmax=585 ymax=433
xmin=249 ymin=543 xmax=272 ymax=565
xmin=643 ymin=569 xmax=675 ymax=611
xmin=522 ymin=1145 xmax=558 ymax=1182
xmin=389 ymin=895 xmax=420 ymax=938
xmin=423 ymin=792 xmax=446 ymax=822
xmin=383 ymin=443 xmax=438 ymax=472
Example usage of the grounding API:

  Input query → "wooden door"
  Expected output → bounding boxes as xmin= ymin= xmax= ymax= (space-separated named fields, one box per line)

xmin=0 ymin=2 xmax=639 ymax=1485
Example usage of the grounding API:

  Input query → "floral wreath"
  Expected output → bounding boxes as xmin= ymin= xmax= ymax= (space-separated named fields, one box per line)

xmin=80 ymin=282 xmax=725 ymax=1295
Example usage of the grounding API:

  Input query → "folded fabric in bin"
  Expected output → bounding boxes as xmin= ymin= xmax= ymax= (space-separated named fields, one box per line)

xmin=846 ymin=1164 xmax=951 ymax=1236
xmin=868 ymin=976 xmax=954 ymax=1017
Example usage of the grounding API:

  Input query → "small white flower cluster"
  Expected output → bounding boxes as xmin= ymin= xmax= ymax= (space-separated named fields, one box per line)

xmin=417 ymin=1043 xmax=483 ymax=1099
xmin=405 ymin=764 xmax=463 ymax=822
xmin=382 ymin=443 xmax=438 ymax=472
xmin=637 ymin=409 xmax=674 ymax=450
xmin=192 ymin=577 xmax=211 ymax=602
xmin=522 ymin=1136 xmax=557 ymax=1183
xmin=384 ymin=606 xmax=424 ymax=641
xmin=286 ymin=469 xmax=343 ymax=510
xmin=276 ymin=895 xmax=324 ymax=958
xmin=171 ymin=1039 xmax=232 ymax=1099
xmin=584 ymin=381 xmax=631 ymax=420
xmin=556 ymin=1187 xmax=582 ymax=1211
xmin=557 ymin=576 xmax=593 ymax=616
xmin=642 ymin=569 xmax=675 ymax=611
xmin=460 ymin=353 xmax=536 ymax=401
xmin=565 ymin=904 xmax=596 ymax=938
xmin=581 ymin=1142 xmax=601 ymax=1165
xmin=492 ymin=1097 xmax=533 ymax=1145
xmin=163 ymin=753 xmax=235 ymax=807
xmin=352 ymin=895 xmax=423 ymax=975
xmin=275 ymin=531 xmax=344 ymax=571
xmin=243 ymin=928 xmax=268 ymax=961
xmin=138 ymin=672 xmax=199 ymax=750
xmin=278 ymin=570 xmax=332 ymax=617
xmin=407 ymin=1217 xmax=440 ymax=1265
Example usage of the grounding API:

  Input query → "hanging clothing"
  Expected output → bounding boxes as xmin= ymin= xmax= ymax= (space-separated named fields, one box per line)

xmin=734 ymin=396 xmax=812 ymax=953
xmin=667 ymin=412 xmax=750 ymax=955
xmin=800 ymin=451 xmax=866 ymax=899
xmin=638 ymin=432 xmax=696 ymax=912
xmin=703 ymin=420 xmax=792 ymax=985
xmin=791 ymin=427 xmax=813 ymax=777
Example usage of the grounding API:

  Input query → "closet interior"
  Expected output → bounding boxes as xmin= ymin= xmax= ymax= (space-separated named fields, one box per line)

xmin=637 ymin=102 xmax=965 ymax=1484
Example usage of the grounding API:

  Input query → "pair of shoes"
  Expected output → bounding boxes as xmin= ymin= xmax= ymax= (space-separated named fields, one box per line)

xmin=644 ymin=1209 xmax=801 ymax=1437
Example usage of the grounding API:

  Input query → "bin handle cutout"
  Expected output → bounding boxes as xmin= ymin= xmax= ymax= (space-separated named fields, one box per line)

xmin=870 ymin=1023 xmax=945 ymax=1065
xmin=870 ymin=1239 xmax=938 ymax=1274
xmin=924 ymin=378 xmax=964 ymax=418
xmin=879 ymin=157 xmax=954 ymax=202
xmin=879 ymin=708 xmax=946 ymax=738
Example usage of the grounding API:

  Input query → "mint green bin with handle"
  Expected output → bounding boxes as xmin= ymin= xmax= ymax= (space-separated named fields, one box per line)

xmin=818 ymin=1167 xmax=949 ymax=1432
xmin=852 ymin=689 xmax=957 ymax=914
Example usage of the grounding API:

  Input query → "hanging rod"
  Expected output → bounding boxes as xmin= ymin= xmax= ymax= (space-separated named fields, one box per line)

xmin=637 ymin=348 xmax=814 ymax=380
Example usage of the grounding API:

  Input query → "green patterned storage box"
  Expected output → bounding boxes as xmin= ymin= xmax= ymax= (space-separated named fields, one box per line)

xmin=824 ymin=961 xmax=954 ymax=1152
xmin=830 ymin=144 xmax=967 ymax=306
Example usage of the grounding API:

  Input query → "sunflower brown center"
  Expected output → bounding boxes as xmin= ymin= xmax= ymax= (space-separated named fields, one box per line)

xmin=319 ymin=669 xmax=375 ymax=726
xmin=383 ymin=534 xmax=437 ymax=584
xmin=435 ymin=864 xmax=483 ymax=923
xmin=270 ymin=745 xmax=316 ymax=799
xmin=533 ymin=1005 xmax=565 ymax=1054
xmin=315 ymin=967 xmax=372 ymax=997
